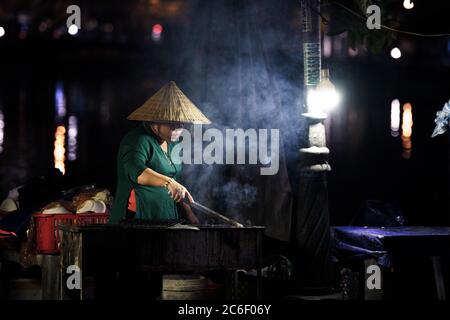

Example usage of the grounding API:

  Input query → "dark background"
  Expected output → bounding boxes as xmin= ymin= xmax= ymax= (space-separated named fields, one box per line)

xmin=0 ymin=0 xmax=449 ymax=227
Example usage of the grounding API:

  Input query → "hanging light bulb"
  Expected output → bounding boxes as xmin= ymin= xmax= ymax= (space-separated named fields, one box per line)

xmin=68 ymin=24 xmax=79 ymax=35
xmin=313 ymin=69 xmax=341 ymax=112
xmin=403 ymin=0 xmax=414 ymax=10
xmin=390 ymin=47 xmax=402 ymax=59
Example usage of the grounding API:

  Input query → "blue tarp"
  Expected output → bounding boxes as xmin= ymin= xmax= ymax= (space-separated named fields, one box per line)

xmin=332 ymin=226 xmax=450 ymax=267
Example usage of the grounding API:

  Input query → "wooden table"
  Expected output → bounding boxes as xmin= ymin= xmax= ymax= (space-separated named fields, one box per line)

xmin=333 ymin=226 xmax=450 ymax=300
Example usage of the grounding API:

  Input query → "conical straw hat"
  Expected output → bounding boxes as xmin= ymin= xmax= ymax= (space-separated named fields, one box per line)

xmin=127 ymin=81 xmax=211 ymax=124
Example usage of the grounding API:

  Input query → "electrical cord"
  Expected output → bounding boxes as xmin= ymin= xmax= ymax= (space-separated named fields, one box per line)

xmin=330 ymin=0 xmax=450 ymax=38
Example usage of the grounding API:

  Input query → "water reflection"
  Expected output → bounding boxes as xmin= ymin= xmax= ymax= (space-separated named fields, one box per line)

xmin=401 ymin=103 xmax=413 ymax=159
xmin=67 ymin=116 xmax=78 ymax=161
xmin=54 ymin=82 xmax=66 ymax=122
xmin=390 ymin=99 xmax=400 ymax=137
xmin=54 ymin=125 xmax=66 ymax=175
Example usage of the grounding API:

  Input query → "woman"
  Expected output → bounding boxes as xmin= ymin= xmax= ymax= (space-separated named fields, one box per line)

xmin=110 ymin=81 xmax=211 ymax=224
xmin=102 ymin=82 xmax=211 ymax=299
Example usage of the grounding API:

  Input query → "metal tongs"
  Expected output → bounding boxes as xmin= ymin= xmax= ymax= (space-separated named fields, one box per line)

xmin=184 ymin=198 xmax=244 ymax=228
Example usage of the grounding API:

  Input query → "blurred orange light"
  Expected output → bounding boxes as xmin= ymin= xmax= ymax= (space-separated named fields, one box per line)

xmin=401 ymin=103 xmax=413 ymax=159
xmin=54 ymin=125 xmax=66 ymax=175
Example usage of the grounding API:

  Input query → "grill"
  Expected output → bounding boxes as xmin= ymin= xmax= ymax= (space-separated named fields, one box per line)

xmin=59 ymin=222 xmax=264 ymax=299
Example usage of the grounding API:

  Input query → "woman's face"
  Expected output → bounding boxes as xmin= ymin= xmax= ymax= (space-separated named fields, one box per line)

xmin=151 ymin=123 xmax=183 ymax=142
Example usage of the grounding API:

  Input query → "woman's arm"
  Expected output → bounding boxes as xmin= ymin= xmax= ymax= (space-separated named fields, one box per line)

xmin=137 ymin=168 xmax=194 ymax=203
xmin=137 ymin=167 xmax=171 ymax=187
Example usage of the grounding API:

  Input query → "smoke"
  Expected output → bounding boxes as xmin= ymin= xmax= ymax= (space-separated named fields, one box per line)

xmin=217 ymin=181 xmax=257 ymax=224
xmin=219 ymin=181 xmax=257 ymax=206
xmin=170 ymin=0 xmax=305 ymax=224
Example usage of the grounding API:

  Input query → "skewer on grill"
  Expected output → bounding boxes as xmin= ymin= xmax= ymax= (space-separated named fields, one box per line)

xmin=184 ymin=199 xmax=244 ymax=228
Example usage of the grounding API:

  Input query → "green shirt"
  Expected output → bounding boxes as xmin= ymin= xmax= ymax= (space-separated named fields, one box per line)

xmin=110 ymin=123 xmax=182 ymax=223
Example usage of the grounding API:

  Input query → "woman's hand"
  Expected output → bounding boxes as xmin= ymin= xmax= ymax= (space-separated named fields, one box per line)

xmin=166 ymin=180 xmax=194 ymax=203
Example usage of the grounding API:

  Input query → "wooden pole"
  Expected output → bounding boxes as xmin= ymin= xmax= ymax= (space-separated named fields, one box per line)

xmin=293 ymin=0 xmax=333 ymax=293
